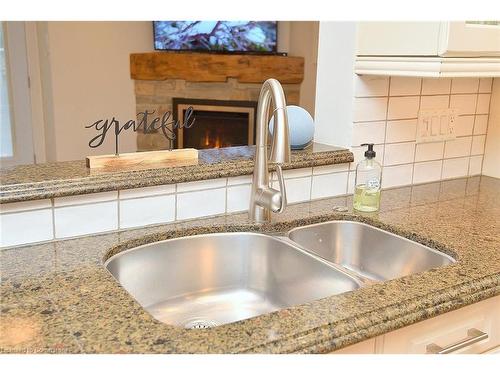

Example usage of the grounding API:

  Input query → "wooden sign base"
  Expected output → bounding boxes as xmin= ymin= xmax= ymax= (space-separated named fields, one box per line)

xmin=86 ymin=148 xmax=199 ymax=169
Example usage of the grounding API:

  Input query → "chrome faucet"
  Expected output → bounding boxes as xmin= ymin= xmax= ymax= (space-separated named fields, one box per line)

xmin=249 ymin=79 xmax=291 ymax=223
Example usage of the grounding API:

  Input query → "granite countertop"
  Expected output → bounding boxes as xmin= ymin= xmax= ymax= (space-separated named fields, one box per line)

xmin=1 ymin=176 xmax=499 ymax=354
xmin=0 ymin=143 xmax=352 ymax=203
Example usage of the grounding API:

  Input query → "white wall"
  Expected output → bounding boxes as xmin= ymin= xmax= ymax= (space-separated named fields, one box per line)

xmin=313 ymin=22 xmax=357 ymax=148
xmin=279 ymin=21 xmax=319 ymax=116
xmin=482 ymin=78 xmax=499 ymax=178
xmin=288 ymin=22 xmax=319 ymax=116
xmin=37 ymin=21 xmax=153 ymax=162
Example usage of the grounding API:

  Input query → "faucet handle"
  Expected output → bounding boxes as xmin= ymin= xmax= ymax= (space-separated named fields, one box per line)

xmin=252 ymin=165 xmax=287 ymax=214
xmin=274 ymin=164 xmax=287 ymax=213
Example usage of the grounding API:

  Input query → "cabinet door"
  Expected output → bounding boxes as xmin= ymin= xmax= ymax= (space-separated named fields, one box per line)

xmin=357 ymin=21 xmax=500 ymax=58
xmin=357 ymin=22 xmax=442 ymax=56
xmin=382 ymin=296 xmax=500 ymax=354
xmin=440 ymin=22 xmax=500 ymax=57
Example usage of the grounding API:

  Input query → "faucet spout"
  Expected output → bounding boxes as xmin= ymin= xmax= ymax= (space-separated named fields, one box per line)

xmin=249 ymin=79 xmax=291 ymax=223
xmin=269 ymin=107 xmax=291 ymax=164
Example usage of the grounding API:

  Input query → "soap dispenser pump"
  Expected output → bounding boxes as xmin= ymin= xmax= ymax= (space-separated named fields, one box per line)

xmin=353 ymin=143 xmax=382 ymax=212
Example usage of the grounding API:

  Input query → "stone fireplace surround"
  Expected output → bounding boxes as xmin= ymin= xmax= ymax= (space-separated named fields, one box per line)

xmin=131 ymin=52 xmax=304 ymax=151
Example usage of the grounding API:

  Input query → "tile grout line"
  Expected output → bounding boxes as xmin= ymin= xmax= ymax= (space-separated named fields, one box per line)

xmin=466 ymin=80 xmax=482 ymax=177
xmin=437 ymin=77 xmax=455 ymax=181
xmin=51 ymin=198 xmax=56 ymax=240
xmin=225 ymin=182 xmax=229 ymax=215
xmin=116 ymin=193 xmax=121 ymax=230
xmin=410 ymin=78 xmax=423 ymax=185
xmin=117 ymin=191 xmax=177 ymax=203
xmin=352 ymin=112 xmax=478 ymax=125
xmin=308 ymin=167 xmax=314 ymax=201
xmin=224 ymin=178 xmax=228 ymax=214
xmin=380 ymin=77 xmax=391 ymax=169
xmin=478 ymin=78 xmax=495 ymax=175
xmin=355 ymin=91 xmax=482 ymax=99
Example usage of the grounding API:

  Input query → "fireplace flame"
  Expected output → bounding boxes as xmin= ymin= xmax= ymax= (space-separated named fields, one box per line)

xmin=203 ymin=129 xmax=224 ymax=148
xmin=204 ymin=130 xmax=210 ymax=147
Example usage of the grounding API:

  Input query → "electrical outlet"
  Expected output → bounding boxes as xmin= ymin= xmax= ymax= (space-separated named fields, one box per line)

xmin=416 ymin=108 xmax=457 ymax=143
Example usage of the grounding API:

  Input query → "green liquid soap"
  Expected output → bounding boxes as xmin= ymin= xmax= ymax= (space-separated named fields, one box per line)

xmin=353 ymin=144 xmax=382 ymax=212
xmin=353 ymin=184 xmax=380 ymax=212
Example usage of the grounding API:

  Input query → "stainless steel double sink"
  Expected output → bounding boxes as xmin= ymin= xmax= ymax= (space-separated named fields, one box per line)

xmin=105 ymin=220 xmax=455 ymax=329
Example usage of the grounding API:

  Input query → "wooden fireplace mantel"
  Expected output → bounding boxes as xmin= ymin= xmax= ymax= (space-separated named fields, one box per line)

xmin=130 ymin=52 xmax=304 ymax=84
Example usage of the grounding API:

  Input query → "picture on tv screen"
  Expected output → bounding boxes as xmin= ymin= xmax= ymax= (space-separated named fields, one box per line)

xmin=153 ymin=21 xmax=277 ymax=53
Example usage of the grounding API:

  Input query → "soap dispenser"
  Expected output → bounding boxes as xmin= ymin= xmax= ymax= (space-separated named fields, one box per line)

xmin=353 ymin=143 xmax=382 ymax=212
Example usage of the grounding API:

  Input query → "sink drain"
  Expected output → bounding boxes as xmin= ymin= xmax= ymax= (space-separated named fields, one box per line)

xmin=184 ymin=319 xmax=219 ymax=329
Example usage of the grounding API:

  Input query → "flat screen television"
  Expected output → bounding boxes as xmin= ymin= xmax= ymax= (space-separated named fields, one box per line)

xmin=153 ymin=21 xmax=277 ymax=53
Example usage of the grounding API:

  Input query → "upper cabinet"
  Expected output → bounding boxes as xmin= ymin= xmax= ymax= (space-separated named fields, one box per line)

xmin=357 ymin=21 xmax=500 ymax=57
xmin=355 ymin=22 xmax=500 ymax=77
xmin=443 ymin=22 xmax=500 ymax=57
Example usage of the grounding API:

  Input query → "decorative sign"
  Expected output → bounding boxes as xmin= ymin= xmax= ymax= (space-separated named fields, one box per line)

xmin=86 ymin=107 xmax=196 ymax=155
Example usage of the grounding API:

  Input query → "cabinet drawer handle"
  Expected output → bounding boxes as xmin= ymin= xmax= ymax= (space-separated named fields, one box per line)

xmin=426 ymin=328 xmax=488 ymax=354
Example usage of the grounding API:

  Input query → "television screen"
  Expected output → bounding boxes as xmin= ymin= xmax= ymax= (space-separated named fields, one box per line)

xmin=153 ymin=21 xmax=277 ymax=53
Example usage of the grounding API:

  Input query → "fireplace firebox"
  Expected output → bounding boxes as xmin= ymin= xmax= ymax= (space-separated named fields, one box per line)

xmin=172 ymin=98 xmax=257 ymax=149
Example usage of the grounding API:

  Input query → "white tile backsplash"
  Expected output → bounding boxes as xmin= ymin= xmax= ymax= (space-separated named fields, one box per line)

xmin=275 ymin=177 xmax=312 ymax=204
xmin=311 ymin=172 xmax=348 ymax=199
xmin=119 ymin=195 xmax=175 ymax=229
xmin=478 ymin=78 xmax=493 ymax=93
xmin=352 ymin=121 xmax=386 ymax=145
xmin=415 ymin=142 xmax=445 ymax=162
xmin=0 ymin=199 xmax=51 ymax=213
xmin=421 ymin=78 xmax=451 ymax=95
xmin=420 ymin=95 xmax=449 ymax=110
xmin=119 ymin=184 xmax=175 ymax=199
xmin=176 ymin=187 xmax=226 ymax=220
xmin=385 ymin=119 xmax=417 ymax=143
xmin=347 ymin=172 xmax=356 ymax=194
xmin=387 ymin=96 xmax=419 ymax=120
xmin=444 ymin=137 xmax=472 ymax=159
xmin=227 ymin=184 xmax=251 ymax=213
xmin=0 ymin=209 xmax=53 ymax=247
xmin=413 ymin=160 xmax=443 ymax=184
xmin=451 ymin=78 xmax=479 ymax=94
xmin=177 ymin=178 xmax=226 ymax=192
xmin=227 ymin=174 xmax=252 ymax=186
xmin=54 ymin=201 xmax=118 ymax=238
xmin=381 ymin=164 xmax=413 ymax=188
xmin=389 ymin=77 xmax=422 ymax=96
xmin=450 ymin=94 xmax=477 ymax=115
xmin=383 ymin=142 xmax=415 ymax=166
xmin=313 ymin=163 xmax=349 ymax=175
xmin=354 ymin=75 xmax=389 ymax=97
xmin=353 ymin=97 xmax=388 ymax=122
xmin=473 ymin=115 xmax=488 ymax=135
xmin=442 ymin=157 xmax=470 ymax=179
xmin=468 ymin=155 xmax=483 ymax=176
xmin=455 ymin=115 xmax=475 ymax=137
xmin=54 ymin=191 xmax=117 ymax=207
xmin=476 ymin=94 xmax=491 ymax=114
xmin=282 ymin=167 xmax=312 ymax=179
xmin=471 ymin=135 xmax=486 ymax=155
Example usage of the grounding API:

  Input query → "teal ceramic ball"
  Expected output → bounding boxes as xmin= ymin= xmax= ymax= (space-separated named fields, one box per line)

xmin=269 ymin=105 xmax=314 ymax=149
